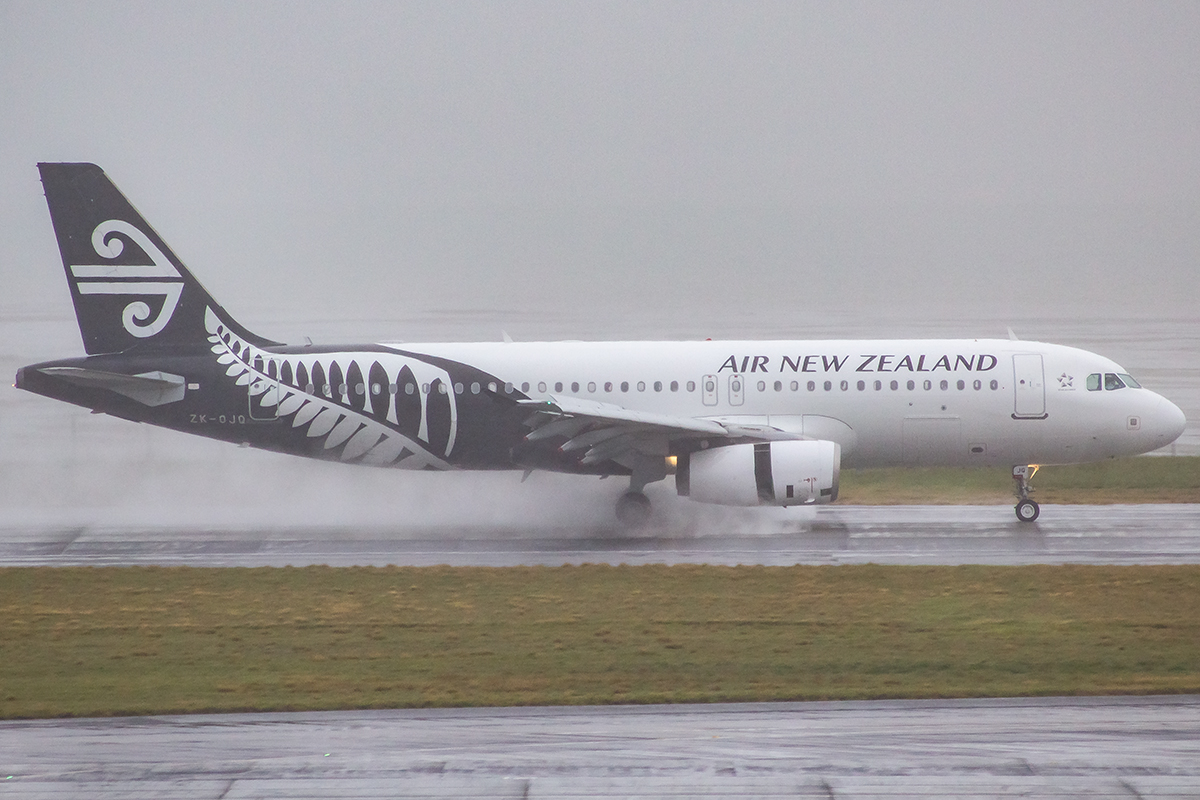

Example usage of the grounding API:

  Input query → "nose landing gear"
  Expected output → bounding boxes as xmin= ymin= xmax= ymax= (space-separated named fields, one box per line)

xmin=1012 ymin=464 xmax=1040 ymax=522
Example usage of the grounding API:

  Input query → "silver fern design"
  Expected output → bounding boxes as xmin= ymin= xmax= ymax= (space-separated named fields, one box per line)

xmin=204 ymin=308 xmax=453 ymax=469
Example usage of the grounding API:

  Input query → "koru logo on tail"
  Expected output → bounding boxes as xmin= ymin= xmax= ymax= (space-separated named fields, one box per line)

xmin=69 ymin=220 xmax=184 ymax=337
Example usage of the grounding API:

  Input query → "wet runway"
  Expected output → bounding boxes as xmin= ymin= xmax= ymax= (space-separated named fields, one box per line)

xmin=4 ymin=696 xmax=1198 ymax=798
xmin=2 ymin=504 xmax=1198 ymax=567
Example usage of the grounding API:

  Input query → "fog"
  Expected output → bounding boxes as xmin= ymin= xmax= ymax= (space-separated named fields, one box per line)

xmin=1 ymin=3 xmax=1196 ymax=532
xmin=4 ymin=2 xmax=1199 ymax=327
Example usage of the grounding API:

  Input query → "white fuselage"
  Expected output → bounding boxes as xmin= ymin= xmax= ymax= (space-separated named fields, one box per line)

xmin=397 ymin=338 xmax=1185 ymax=468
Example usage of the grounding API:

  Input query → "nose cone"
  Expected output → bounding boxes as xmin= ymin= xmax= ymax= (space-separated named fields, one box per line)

xmin=1152 ymin=394 xmax=1187 ymax=447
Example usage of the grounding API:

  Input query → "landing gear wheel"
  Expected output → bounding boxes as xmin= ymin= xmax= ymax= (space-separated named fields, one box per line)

xmin=1015 ymin=499 xmax=1040 ymax=523
xmin=615 ymin=491 xmax=652 ymax=527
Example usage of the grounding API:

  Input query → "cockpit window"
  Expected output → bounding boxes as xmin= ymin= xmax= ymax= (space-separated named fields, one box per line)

xmin=1104 ymin=373 xmax=1126 ymax=391
xmin=1087 ymin=373 xmax=1101 ymax=391
xmin=1119 ymin=373 xmax=1141 ymax=389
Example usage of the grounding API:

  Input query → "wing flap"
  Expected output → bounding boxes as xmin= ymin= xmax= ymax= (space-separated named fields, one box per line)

xmin=520 ymin=394 xmax=802 ymax=469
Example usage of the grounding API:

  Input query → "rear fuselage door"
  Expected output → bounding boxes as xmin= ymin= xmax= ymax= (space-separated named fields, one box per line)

xmin=1012 ymin=353 xmax=1046 ymax=419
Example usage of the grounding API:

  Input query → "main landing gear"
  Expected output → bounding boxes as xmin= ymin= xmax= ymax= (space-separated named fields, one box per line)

xmin=1012 ymin=464 xmax=1040 ymax=522
xmin=614 ymin=456 xmax=666 ymax=527
xmin=615 ymin=491 xmax=652 ymax=527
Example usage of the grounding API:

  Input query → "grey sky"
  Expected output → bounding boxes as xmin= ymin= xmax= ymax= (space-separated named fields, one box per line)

xmin=3 ymin=1 xmax=1198 ymax=338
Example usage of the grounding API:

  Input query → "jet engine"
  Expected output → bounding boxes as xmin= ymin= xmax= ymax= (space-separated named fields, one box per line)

xmin=676 ymin=440 xmax=840 ymax=507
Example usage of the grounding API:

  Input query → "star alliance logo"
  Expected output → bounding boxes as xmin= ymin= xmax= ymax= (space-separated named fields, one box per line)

xmin=1057 ymin=373 xmax=1074 ymax=389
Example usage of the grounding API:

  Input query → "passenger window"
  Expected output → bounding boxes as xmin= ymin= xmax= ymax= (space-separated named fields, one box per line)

xmin=1087 ymin=373 xmax=1102 ymax=391
xmin=856 ymin=380 xmax=864 ymax=391
xmin=587 ymin=381 xmax=596 ymax=393
xmin=940 ymin=380 xmax=948 ymax=390
xmin=990 ymin=380 xmax=998 ymax=390
xmin=605 ymin=382 xmax=613 ymax=392
xmin=637 ymin=381 xmax=646 ymax=392
xmin=807 ymin=381 xmax=816 ymax=391
xmin=454 ymin=383 xmax=463 ymax=394
xmin=840 ymin=380 xmax=849 ymax=391
xmin=405 ymin=383 xmax=415 ymax=395
xmin=874 ymin=380 xmax=881 ymax=391
xmin=906 ymin=380 xmax=915 ymax=390
xmin=890 ymin=380 xmax=898 ymax=390
xmin=791 ymin=381 xmax=799 ymax=391
xmin=823 ymin=381 xmax=832 ymax=391
xmin=621 ymin=381 xmax=629 ymax=392
xmin=654 ymin=381 xmax=662 ymax=392
xmin=973 ymin=380 xmax=981 ymax=390
xmin=471 ymin=382 xmax=480 ymax=394
xmin=687 ymin=381 xmax=695 ymax=392
xmin=521 ymin=382 xmax=530 ymax=392
xmin=956 ymin=380 xmax=964 ymax=390
xmin=670 ymin=381 xmax=679 ymax=392
xmin=923 ymin=380 xmax=931 ymax=390
xmin=774 ymin=381 xmax=782 ymax=392
xmin=538 ymin=381 xmax=547 ymax=393
xmin=504 ymin=382 xmax=514 ymax=393
xmin=1104 ymin=373 xmax=1125 ymax=391
xmin=757 ymin=380 xmax=766 ymax=392
xmin=555 ymin=382 xmax=563 ymax=392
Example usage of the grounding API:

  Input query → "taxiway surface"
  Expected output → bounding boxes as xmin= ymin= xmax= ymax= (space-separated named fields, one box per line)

xmin=1 ymin=504 xmax=1198 ymax=567
xmin=3 ymin=696 xmax=1198 ymax=798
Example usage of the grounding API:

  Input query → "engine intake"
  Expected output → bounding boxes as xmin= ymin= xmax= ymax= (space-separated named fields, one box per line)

xmin=676 ymin=440 xmax=840 ymax=507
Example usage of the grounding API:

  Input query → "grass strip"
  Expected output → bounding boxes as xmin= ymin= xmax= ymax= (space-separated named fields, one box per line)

xmin=2 ymin=564 xmax=1199 ymax=719
xmin=839 ymin=456 xmax=1200 ymax=504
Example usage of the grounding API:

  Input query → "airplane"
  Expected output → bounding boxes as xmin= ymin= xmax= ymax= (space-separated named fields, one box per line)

xmin=15 ymin=163 xmax=1187 ymax=525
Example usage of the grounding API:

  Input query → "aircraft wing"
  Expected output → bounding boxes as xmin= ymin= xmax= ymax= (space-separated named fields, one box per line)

xmin=518 ymin=394 xmax=801 ymax=467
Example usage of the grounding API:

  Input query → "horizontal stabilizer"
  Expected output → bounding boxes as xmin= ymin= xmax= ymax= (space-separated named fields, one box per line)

xmin=36 ymin=366 xmax=186 ymax=406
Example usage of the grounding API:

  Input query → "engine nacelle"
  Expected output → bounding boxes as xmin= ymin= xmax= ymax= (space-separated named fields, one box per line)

xmin=676 ymin=440 xmax=840 ymax=507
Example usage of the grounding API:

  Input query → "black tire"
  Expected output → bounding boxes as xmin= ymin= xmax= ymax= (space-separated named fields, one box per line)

xmin=1015 ymin=499 xmax=1040 ymax=522
xmin=615 ymin=491 xmax=652 ymax=527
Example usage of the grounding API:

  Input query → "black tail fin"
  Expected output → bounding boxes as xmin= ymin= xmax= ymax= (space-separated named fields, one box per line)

xmin=37 ymin=163 xmax=278 ymax=355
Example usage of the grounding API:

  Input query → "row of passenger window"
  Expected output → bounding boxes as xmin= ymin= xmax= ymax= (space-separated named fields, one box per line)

xmin=294 ymin=376 xmax=1002 ymax=398
xmin=301 ymin=379 xmax=697 ymax=397
xmin=744 ymin=378 xmax=1001 ymax=392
